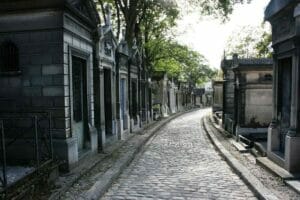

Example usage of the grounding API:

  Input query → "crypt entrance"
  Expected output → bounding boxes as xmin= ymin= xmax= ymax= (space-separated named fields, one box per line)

xmin=72 ymin=56 xmax=90 ymax=153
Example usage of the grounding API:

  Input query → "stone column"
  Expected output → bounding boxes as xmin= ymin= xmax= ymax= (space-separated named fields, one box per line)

xmin=115 ymin=54 xmax=121 ymax=139
xmin=284 ymin=6 xmax=300 ymax=172
xmin=99 ymin=68 xmax=106 ymax=149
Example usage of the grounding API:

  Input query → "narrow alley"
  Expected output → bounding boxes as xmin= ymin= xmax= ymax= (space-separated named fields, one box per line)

xmin=101 ymin=109 xmax=256 ymax=200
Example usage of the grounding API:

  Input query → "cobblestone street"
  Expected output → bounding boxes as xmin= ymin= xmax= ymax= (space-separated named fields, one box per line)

xmin=101 ymin=109 xmax=257 ymax=200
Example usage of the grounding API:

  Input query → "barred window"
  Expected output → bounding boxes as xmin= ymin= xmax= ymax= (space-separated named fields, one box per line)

xmin=0 ymin=41 xmax=19 ymax=73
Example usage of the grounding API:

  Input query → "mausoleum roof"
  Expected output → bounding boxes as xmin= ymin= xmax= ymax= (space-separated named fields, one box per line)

xmin=237 ymin=58 xmax=273 ymax=66
xmin=265 ymin=0 xmax=295 ymax=20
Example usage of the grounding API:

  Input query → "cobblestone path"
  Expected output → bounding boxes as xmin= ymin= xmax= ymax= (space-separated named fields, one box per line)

xmin=101 ymin=109 xmax=257 ymax=200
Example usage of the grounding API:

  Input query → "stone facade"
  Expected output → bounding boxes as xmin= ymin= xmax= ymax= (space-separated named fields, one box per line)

xmin=212 ymin=81 xmax=223 ymax=113
xmin=0 ymin=0 xmax=100 ymax=171
xmin=221 ymin=55 xmax=273 ymax=137
xmin=151 ymin=72 xmax=187 ymax=118
xmin=0 ymin=0 xmax=153 ymax=175
xmin=96 ymin=20 xmax=118 ymax=148
xmin=128 ymin=47 xmax=142 ymax=132
xmin=193 ymin=88 xmax=205 ymax=107
xmin=265 ymin=0 xmax=300 ymax=172
xmin=232 ymin=57 xmax=273 ymax=137
xmin=221 ymin=57 xmax=235 ymax=134
xmin=116 ymin=37 xmax=130 ymax=140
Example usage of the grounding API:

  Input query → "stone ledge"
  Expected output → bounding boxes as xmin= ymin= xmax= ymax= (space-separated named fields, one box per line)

xmin=256 ymin=157 xmax=300 ymax=180
xmin=286 ymin=180 xmax=300 ymax=195
xmin=230 ymin=139 xmax=250 ymax=153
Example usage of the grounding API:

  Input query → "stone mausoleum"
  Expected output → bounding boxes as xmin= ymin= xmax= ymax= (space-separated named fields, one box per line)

xmin=0 ymin=0 xmax=101 ymax=173
xmin=96 ymin=10 xmax=118 ymax=147
xmin=221 ymin=56 xmax=235 ymax=133
xmin=232 ymin=57 xmax=273 ymax=137
xmin=212 ymin=80 xmax=223 ymax=113
xmin=221 ymin=55 xmax=273 ymax=138
xmin=265 ymin=0 xmax=300 ymax=172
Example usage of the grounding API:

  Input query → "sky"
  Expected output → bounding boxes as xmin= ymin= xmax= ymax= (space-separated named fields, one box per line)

xmin=174 ymin=0 xmax=270 ymax=69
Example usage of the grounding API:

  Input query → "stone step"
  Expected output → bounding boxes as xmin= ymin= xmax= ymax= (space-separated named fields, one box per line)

xmin=256 ymin=157 xmax=297 ymax=180
xmin=230 ymin=139 xmax=250 ymax=153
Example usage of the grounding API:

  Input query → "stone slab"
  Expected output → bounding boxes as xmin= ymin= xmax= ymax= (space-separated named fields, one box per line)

xmin=230 ymin=139 xmax=250 ymax=153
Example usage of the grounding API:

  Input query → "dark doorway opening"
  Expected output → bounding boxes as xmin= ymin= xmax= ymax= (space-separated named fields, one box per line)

xmin=278 ymin=57 xmax=292 ymax=154
xmin=131 ymin=80 xmax=138 ymax=125
xmin=72 ymin=56 xmax=89 ymax=152
xmin=104 ymin=69 xmax=113 ymax=137
xmin=142 ymin=83 xmax=146 ymax=122
xmin=167 ymin=91 xmax=171 ymax=112
xmin=120 ymin=78 xmax=127 ymax=130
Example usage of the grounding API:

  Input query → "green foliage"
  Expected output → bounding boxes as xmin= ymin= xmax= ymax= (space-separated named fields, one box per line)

xmin=225 ymin=25 xmax=272 ymax=58
xmin=187 ymin=0 xmax=252 ymax=20
xmin=255 ymin=32 xmax=272 ymax=58
xmin=147 ymin=39 xmax=217 ymax=85
xmin=97 ymin=0 xmax=218 ymax=86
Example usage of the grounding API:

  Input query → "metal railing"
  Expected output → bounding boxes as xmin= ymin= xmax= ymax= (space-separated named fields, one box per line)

xmin=0 ymin=112 xmax=53 ymax=191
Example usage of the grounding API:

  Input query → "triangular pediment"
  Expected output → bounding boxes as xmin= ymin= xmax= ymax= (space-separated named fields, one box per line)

xmin=130 ymin=47 xmax=142 ymax=66
xmin=99 ymin=25 xmax=118 ymax=58
xmin=67 ymin=0 xmax=100 ymax=25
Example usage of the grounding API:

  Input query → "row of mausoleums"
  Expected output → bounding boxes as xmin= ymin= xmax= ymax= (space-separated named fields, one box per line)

xmin=213 ymin=0 xmax=300 ymax=173
xmin=0 ymin=0 xmax=196 ymax=190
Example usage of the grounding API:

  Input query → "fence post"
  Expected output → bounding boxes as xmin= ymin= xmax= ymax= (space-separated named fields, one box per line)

xmin=0 ymin=120 xmax=7 ymax=188
xmin=34 ymin=116 xmax=40 ymax=171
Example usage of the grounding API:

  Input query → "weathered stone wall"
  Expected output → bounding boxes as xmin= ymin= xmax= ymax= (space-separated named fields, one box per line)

xmin=224 ymin=70 xmax=235 ymax=115
xmin=239 ymin=69 xmax=273 ymax=127
xmin=63 ymin=13 xmax=95 ymax=135
xmin=213 ymin=83 xmax=223 ymax=112
xmin=244 ymin=88 xmax=272 ymax=126
xmin=0 ymin=10 xmax=67 ymax=164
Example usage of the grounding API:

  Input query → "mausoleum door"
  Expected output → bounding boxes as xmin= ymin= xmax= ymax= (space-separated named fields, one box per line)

xmin=278 ymin=58 xmax=292 ymax=153
xmin=104 ymin=69 xmax=113 ymax=136
xmin=72 ymin=56 xmax=89 ymax=152
xmin=131 ymin=80 xmax=138 ymax=124
xmin=121 ymin=78 xmax=127 ymax=129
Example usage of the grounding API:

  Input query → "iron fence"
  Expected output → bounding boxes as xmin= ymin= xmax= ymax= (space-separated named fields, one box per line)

xmin=0 ymin=111 xmax=53 ymax=192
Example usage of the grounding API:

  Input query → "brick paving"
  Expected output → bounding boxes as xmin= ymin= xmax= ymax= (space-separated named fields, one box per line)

xmin=101 ymin=109 xmax=257 ymax=200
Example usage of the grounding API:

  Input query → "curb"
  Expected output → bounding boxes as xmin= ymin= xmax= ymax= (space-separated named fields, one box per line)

xmin=59 ymin=109 xmax=199 ymax=200
xmin=201 ymin=115 xmax=279 ymax=200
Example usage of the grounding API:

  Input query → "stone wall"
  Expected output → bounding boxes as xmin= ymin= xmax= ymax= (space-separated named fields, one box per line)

xmin=244 ymin=88 xmax=272 ymax=126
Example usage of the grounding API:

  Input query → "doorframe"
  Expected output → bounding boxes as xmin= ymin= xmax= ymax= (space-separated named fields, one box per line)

xmin=68 ymin=46 xmax=92 ymax=149
xmin=103 ymin=67 xmax=113 ymax=136
xmin=276 ymin=55 xmax=294 ymax=153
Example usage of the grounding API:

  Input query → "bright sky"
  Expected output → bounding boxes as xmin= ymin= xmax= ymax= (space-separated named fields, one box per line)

xmin=174 ymin=0 xmax=270 ymax=69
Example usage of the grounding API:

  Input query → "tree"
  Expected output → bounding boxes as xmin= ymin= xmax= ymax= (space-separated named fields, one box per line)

xmin=186 ymin=0 xmax=252 ymax=20
xmin=225 ymin=25 xmax=272 ymax=58
xmin=148 ymin=39 xmax=217 ymax=85
xmin=96 ymin=0 xmax=217 ymax=86
xmin=255 ymin=32 xmax=272 ymax=58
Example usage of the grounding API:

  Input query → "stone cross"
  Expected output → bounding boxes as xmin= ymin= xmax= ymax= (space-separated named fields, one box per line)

xmin=105 ymin=4 xmax=111 ymax=26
